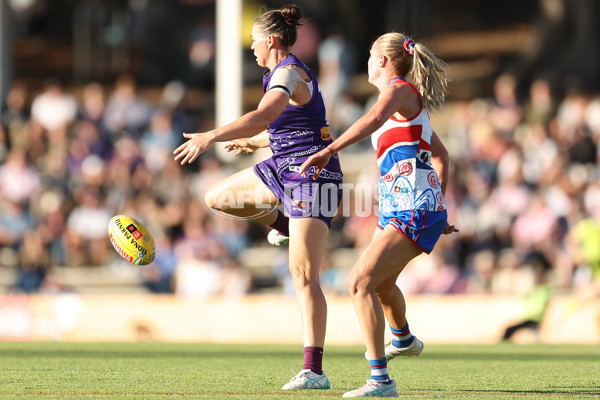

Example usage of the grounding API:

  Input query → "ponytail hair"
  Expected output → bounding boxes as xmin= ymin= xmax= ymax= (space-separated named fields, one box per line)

xmin=254 ymin=4 xmax=303 ymax=48
xmin=373 ymin=32 xmax=449 ymax=112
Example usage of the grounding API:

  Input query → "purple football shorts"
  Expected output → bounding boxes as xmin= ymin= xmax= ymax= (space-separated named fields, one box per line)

xmin=254 ymin=156 xmax=343 ymax=227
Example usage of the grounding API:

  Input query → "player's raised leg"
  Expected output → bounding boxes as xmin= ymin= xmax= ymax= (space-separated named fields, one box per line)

xmin=204 ymin=167 xmax=280 ymax=224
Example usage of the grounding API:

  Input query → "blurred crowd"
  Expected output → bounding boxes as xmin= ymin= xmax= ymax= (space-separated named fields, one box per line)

xmin=1 ymin=48 xmax=599 ymax=300
xmin=0 ymin=74 xmax=257 ymax=296
xmin=403 ymin=74 xmax=600 ymax=300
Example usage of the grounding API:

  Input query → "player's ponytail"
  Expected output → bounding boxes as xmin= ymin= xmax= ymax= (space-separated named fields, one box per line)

xmin=411 ymin=40 xmax=449 ymax=112
xmin=374 ymin=33 xmax=449 ymax=112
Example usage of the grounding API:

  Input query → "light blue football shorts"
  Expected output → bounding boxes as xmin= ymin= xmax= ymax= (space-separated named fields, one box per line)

xmin=377 ymin=209 xmax=448 ymax=254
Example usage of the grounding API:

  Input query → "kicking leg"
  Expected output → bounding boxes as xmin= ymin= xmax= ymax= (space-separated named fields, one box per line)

xmin=204 ymin=167 xmax=280 ymax=225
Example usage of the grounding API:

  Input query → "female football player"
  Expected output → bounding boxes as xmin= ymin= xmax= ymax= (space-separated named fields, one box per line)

xmin=173 ymin=4 xmax=342 ymax=390
xmin=299 ymin=32 xmax=457 ymax=397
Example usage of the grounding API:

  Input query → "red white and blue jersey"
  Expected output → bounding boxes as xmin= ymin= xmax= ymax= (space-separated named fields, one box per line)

xmin=372 ymin=78 xmax=446 ymax=214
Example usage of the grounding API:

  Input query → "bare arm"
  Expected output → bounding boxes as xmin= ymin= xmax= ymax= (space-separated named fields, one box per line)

xmin=247 ymin=131 xmax=270 ymax=148
xmin=430 ymin=131 xmax=458 ymax=234
xmin=327 ymin=85 xmax=405 ymax=154
xmin=430 ymin=131 xmax=449 ymax=195
xmin=211 ymin=91 xmax=288 ymax=142
xmin=174 ymin=90 xmax=288 ymax=164
xmin=299 ymin=85 xmax=406 ymax=178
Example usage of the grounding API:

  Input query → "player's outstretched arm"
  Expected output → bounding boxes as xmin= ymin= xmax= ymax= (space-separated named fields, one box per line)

xmin=173 ymin=91 xmax=288 ymax=165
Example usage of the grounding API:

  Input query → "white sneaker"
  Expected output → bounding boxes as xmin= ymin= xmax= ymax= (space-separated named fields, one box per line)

xmin=268 ymin=229 xmax=289 ymax=246
xmin=364 ymin=337 xmax=424 ymax=361
xmin=281 ymin=369 xmax=330 ymax=390
xmin=343 ymin=379 xmax=398 ymax=397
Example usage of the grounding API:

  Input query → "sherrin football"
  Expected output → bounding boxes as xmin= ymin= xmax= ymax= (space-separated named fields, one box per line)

xmin=108 ymin=215 xmax=156 ymax=265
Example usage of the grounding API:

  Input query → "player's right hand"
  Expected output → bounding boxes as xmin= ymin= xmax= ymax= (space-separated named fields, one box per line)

xmin=173 ymin=131 xmax=216 ymax=165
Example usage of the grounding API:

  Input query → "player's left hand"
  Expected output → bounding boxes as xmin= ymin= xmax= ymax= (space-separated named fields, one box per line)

xmin=442 ymin=223 xmax=459 ymax=235
xmin=224 ymin=138 xmax=257 ymax=157
xmin=299 ymin=148 xmax=332 ymax=180
xmin=173 ymin=131 xmax=216 ymax=165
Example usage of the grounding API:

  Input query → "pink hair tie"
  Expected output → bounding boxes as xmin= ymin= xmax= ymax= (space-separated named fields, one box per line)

xmin=403 ymin=38 xmax=415 ymax=55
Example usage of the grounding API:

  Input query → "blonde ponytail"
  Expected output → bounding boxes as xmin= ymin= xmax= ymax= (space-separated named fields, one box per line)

xmin=373 ymin=33 xmax=449 ymax=112
xmin=412 ymin=43 xmax=449 ymax=112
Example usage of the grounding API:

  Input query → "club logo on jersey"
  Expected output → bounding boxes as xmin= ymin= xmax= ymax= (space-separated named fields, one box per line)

xmin=419 ymin=150 xmax=431 ymax=164
xmin=126 ymin=224 xmax=143 ymax=240
xmin=382 ymin=172 xmax=394 ymax=182
xmin=393 ymin=186 xmax=409 ymax=194
xmin=428 ymin=171 xmax=438 ymax=189
xmin=320 ymin=126 xmax=330 ymax=141
xmin=436 ymin=192 xmax=444 ymax=207
xmin=399 ymin=162 xmax=413 ymax=176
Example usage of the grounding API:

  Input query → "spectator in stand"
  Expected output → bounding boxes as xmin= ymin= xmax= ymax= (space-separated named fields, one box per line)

xmin=13 ymin=227 xmax=49 ymax=293
xmin=30 ymin=78 xmax=77 ymax=152
xmin=487 ymin=73 xmax=523 ymax=139
xmin=141 ymin=109 xmax=179 ymax=173
xmin=0 ymin=148 xmax=41 ymax=206
xmin=78 ymin=82 xmax=107 ymax=129
xmin=141 ymin=228 xmax=177 ymax=293
xmin=73 ymin=120 xmax=112 ymax=161
xmin=158 ymin=80 xmax=194 ymax=138
xmin=568 ymin=204 xmax=600 ymax=290
xmin=64 ymin=186 xmax=112 ymax=266
xmin=37 ymin=189 xmax=68 ymax=266
xmin=0 ymin=199 xmax=32 ymax=252
xmin=318 ymin=30 xmax=359 ymax=135
xmin=30 ymin=79 xmax=77 ymax=133
xmin=103 ymin=74 xmax=152 ymax=139
xmin=511 ymin=193 xmax=559 ymax=256
xmin=1 ymin=82 xmax=30 ymax=153
xmin=523 ymin=77 xmax=557 ymax=128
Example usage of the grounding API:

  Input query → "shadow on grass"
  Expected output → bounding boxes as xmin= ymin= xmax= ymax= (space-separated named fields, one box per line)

xmin=462 ymin=388 xmax=600 ymax=396
xmin=1 ymin=343 xmax=599 ymax=363
xmin=413 ymin=351 xmax=600 ymax=363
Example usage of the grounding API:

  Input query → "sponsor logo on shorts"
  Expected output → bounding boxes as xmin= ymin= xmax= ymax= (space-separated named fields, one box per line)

xmin=320 ymin=126 xmax=330 ymax=141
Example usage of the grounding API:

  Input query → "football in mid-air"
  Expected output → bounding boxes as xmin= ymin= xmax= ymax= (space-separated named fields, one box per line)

xmin=108 ymin=215 xmax=156 ymax=265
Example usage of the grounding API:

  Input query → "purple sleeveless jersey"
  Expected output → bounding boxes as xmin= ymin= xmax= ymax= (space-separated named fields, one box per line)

xmin=253 ymin=54 xmax=343 ymax=226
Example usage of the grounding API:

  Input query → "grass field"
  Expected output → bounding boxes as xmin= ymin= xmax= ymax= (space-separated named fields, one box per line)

xmin=0 ymin=342 xmax=598 ymax=399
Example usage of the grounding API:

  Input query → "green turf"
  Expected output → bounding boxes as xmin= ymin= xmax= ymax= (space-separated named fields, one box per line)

xmin=0 ymin=342 xmax=598 ymax=399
